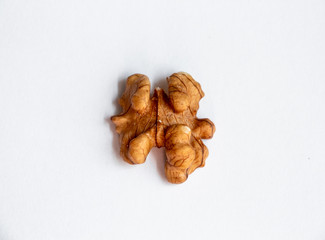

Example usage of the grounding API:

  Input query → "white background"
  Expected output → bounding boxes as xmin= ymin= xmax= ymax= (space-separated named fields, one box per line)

xmin=0 ymin=0 xmax=325 ymax=239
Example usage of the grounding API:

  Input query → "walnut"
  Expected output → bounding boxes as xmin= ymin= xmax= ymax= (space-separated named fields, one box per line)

xmin=111 ymin=72 xmax=215 ymax=184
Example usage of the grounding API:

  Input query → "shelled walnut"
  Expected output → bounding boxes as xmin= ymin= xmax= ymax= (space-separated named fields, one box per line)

xmin=111 ymin=72 xmax=215 ymax=184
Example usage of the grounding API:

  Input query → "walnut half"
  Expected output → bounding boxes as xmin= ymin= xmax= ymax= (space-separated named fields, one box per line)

xmin=111 ymin=72 xmax=215 ymax=184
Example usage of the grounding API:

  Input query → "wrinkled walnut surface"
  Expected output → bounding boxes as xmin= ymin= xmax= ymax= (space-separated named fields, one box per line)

xmin=111 ymin=72 xmax=215 ymax=184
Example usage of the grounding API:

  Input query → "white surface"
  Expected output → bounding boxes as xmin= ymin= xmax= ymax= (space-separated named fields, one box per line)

xmin=0 ymin=0 xmax=325 ymax=239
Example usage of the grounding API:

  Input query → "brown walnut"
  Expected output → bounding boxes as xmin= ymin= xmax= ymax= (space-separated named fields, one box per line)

xmin=111 ymin=72 xmax=215 ymax=184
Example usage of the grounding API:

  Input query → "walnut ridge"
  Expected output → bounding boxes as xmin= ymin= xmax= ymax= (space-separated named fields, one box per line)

xmin=111 ymin=72 xmax=215 ymax=184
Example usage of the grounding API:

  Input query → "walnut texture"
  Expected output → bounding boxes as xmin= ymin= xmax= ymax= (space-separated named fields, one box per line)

xmin=111 ymin=72 xmax=215 ymax=184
